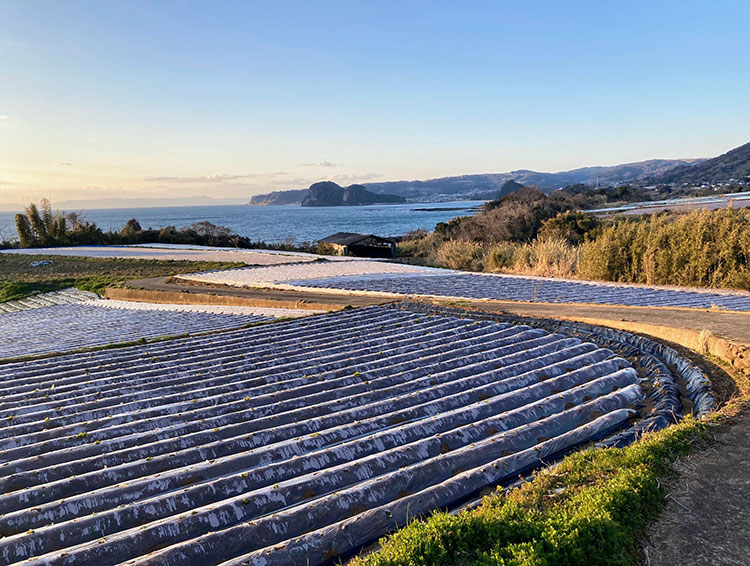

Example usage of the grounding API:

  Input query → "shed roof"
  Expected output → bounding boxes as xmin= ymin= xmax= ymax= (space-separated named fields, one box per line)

xmin=318 ymin=232 xmax=395 ymax=246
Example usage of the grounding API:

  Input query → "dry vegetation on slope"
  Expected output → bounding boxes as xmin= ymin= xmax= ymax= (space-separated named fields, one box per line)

xmin=400 ymin=192 xmax=750 ymax=291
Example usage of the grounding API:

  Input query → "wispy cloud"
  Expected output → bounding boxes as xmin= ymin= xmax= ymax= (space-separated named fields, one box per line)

xmin=327 ymin=173 xmax=382 ymax=183
xmin=54 ymin=159 xmax=72 ymax=166
xmin=272 ymin=172 xmax=384 ymax=188
xmin=143 ymin=173 xmax=258 ymax=183
xmin=301 ymin=160 xmax=339 ymax=167
xmin=142 ymin=172 xmax=293 ymax=184
xmin=0 ymin=115 xmax=9 ymax=120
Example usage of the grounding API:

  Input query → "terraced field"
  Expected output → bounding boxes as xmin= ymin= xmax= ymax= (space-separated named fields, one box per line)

xmin=0 ymin=245 xmax=318 ymax=265
xmin=93 ymin=300 xmax=323 ymax=318
xmin=289 ymin=272 xmax=750 ymax=311
xmin=0 ymin=305 xmax=713 ymax=565
xmin=173 ymin=261 xmax=750 ymax=311
xmin=175 ymin=260 xmax=434 ymax=287
xmin=0 ymin=288 xmax=99 ymax=314
xmin=0 ymin=303 xmax=268 ymax=359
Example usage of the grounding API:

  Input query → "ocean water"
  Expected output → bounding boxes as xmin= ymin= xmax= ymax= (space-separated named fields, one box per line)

xmin=0 ymin=201 xmax=483 ymax=244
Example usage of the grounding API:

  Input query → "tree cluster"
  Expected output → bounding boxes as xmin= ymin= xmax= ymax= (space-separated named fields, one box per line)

xmin=14 ymin=199 xmax=104 ymax=247
xmin=11 ymin=199 xmax=311 ymax=252
xmin=434 ymin=187 xmax=591 ymax=244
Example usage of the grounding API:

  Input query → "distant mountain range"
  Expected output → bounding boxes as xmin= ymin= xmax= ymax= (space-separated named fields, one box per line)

xmin=362 ymin=158 xmax=703 ymax=200
xmin=248 ymin=158 xmax=703 ymax=206
xmin=248 ymin=141 xmax=750 ymax=205
xmin=649 ymin=141 xmax=750 ymax=185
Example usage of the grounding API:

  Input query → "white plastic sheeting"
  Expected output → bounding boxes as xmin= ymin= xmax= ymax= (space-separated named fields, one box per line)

xmin=175 ymin=261 xmax=436 ymax=287
xmin=91 ymin=299 xmax=323 ymax=318
xmin=289 ymin=272 xmax=750 ymax=311
xmin=0 ymin=246 xmax=314 ymax=264
xmin=0 ymin=288 xmax=99 ymax=314
xmin=0 ymin=244 xmax=361 ymax=264
xmin=0 ymin=306 xmax=671 ymax=565
xmin=0 ymin=303 xmax=269 ymax=359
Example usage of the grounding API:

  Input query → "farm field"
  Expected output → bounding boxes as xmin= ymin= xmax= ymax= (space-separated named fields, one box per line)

xmin=295 ymin=273 xmax=750 ymax=311
xmin=0 ymin=304 xmax=714 ymax=565
xmin=0 ymin=245 xmax=322 ymax=264
xmin=0 ymin=302 xmax=269 ymax=360
xmin=175 ymin=259 xmax=436 ymax=287
xmin=0 ymin=252 xmax=247 ymax=303
xmin=0 ymin=288 xmax=99 ymax=313
xmin=175 ymin=263 xmax=750 ymax=312
xmin=91 ymin=299 xmax=323 ymax=317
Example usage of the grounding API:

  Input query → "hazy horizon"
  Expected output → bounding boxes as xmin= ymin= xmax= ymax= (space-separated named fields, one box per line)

xmin=2 ymin=1 xmax=749 ymax=207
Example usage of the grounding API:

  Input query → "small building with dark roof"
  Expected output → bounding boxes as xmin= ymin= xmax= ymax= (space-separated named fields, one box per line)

xmin=317 ymin=232 xmax=396 ymax=259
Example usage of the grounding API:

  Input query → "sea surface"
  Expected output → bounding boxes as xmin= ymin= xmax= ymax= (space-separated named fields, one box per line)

xmin=0 ymin=201 xmax=483 ymax=244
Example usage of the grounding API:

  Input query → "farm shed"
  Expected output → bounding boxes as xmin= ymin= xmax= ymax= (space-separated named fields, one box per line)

xmin=318 ymin=232 xmax=397 ymax=259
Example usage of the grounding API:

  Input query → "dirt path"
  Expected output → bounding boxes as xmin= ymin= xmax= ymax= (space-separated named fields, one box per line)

xmin=115 ymin=277 xmax=391 ymax=310
xmin=422 ymin=299 xmax=750 ymax=345
xmin=121 ymin=277 xmax=750 ymax=342
xmin=643 ymin=410 xmax=750 ymax=566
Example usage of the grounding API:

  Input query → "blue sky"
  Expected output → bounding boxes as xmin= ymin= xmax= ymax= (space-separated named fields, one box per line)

xmin=1 ymin=0 xmax=749 ymax=204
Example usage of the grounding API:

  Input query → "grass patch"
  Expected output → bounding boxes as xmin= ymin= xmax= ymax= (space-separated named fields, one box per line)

xmin=353 ymin=421 xmax=710 ymax=566
xmin=354 ymin=359 xmax=750 ymax=566
xmin=0 ymin=254 xmax=244 ymax=301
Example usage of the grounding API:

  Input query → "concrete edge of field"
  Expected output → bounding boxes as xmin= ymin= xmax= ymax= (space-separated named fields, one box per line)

xmin=104 ymin=287 xmax=356 ymax=312
xmin=110 ymin=279 xmax=750 ymax=374
xmin=494 ymin=308 xmax=749 ymax=374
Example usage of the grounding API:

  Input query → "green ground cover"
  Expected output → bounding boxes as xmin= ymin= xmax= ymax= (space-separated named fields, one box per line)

xmin=0 ymin=253 xmax=244 ymax=302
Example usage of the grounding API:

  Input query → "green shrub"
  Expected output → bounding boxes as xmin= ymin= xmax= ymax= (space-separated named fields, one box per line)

xmin=395 ymin=206 xmax=750 ymax=291
xmin=483 ymin=242 xmax=518 ymax=272
xmin=578 ymin=208 xmax=750 ymax=290
xmin=438 ymin=188 xmax=577 ymax=244
xmin=538 ymin=211 xmax=601 ymax=245
xmin=398 ymin=231 xmax=445 ymax=259
xmin=434 ymin=240 xmax=486 ymax=271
